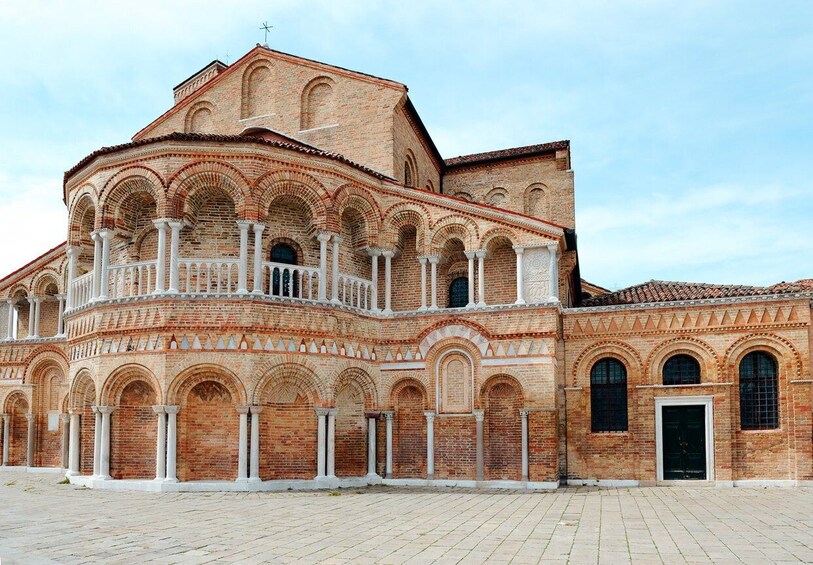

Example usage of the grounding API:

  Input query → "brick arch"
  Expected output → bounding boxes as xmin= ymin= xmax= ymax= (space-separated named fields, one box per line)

xmin=381 ymin=202 xmax=430 ymax=252
xmin=480 ymin=227 xmax=520 ymax=250
xmin=333 ymin=366 xmax=374 ymax=478
xmin=571 ymin=340 xmax=643 ymax=387
xmin=388 ymin=377 xmax=429 ymax=408
xmin=255 ymin=169 xmax=330 ymax=230
xmin=300 ymin=76 xmax=336 ymax=130
xmin=417 ymin=321 xmax=491 ymax=359
xmin=167 ymin=364 xmax=248 ymax=406
xmin=184 ymin=100 xmax=215 ymax=133
xmin=69 ymin=369 xmax=96 ymax=410
xmin=99 ymin=166 xmax=166 ymax=220
xmin=333 ymin=184 xmax=382 ymax=246
xmin=481 ymin=374 xmax=524 ymax=481
xmin=390 ymin=377 xmax=428 ymax=478
xmin=68 ymin=191 xmax=98 ymax=246
xmin=724 ymin=333 xmax=803 ymax=382
xmin=3 ymin=391 xmax=30 ymax=467
xmin=23 ymin=348 xmax=68 ymax=385
xmin=30 ymin=270 xmax=62 ymax=296
xmin=3 ymin=390 xmax=29 ymax=414
xmin=524 ymin=183 xmax=550 ymax=218
xmin=430 ymin=215 xmax=479 ymax=253
xmin=251 ymin=361 xmax=326 ymax=406
xmin=241 ymin=59 xmax=273 ymax=119
xmin=332 ymin=366 xmax=377 ymax=408
xmin=645 ymin=337 xmax=720 ymax=385
xmin=168 ymin=160 xmax=251 ymax=220
xmin=99 ymin=364 xmax=162 ymax=406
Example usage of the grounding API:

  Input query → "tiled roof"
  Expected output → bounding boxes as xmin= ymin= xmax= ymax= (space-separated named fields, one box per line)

xmin=64 ymin=132 xmax=393 ymax=187
xmin=580 ymin=279 xmax=813 ymax=307
xmin=444 ymin=141 xmax=570 ymax=168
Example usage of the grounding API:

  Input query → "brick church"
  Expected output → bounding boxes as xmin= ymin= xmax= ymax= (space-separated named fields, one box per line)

xmin=0 ymin=46 xmax=810 ymax=489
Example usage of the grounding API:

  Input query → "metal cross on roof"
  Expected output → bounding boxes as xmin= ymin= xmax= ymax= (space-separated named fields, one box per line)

xmin=260 ymin=21 xmax=273 ymax=44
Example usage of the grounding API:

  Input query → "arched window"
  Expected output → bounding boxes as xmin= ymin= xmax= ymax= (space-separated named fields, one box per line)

xmin=269 ymin=243 xmax=298 ymax=297
xmin=590 ymin=358 xmax=627 ymax=432
xmin=448 ymin=277 xmax=468 ymax=308
xmin=404 ymin=161 xmax=414 ymax=187
xmin=663 ymin=354 xmax=701 ymax=385
xmin=739 ymin=351 xmax=779 ymax=430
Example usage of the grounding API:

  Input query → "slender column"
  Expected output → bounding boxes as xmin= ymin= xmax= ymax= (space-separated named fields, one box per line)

xmin=152 ymin=406 xmax=166 ymax=481
xmin=249 ymin=406 xmax=262 ymax=482
xmin=99 ymin=406 xmax=114 ymax=479
xmin=1 ymin=414 xmax=8 ymax=465
xmin=317 ymin=233 xmax=331 ymax=301
xmin=25 ymin=413 xmax=34 ymax=467
xmin=90 ymin=231 xmax=102 ymax=299
xmin=32 ymin=297 xmax=42 ymax=339
xmin=513 ymin=246 xmax=526 ymax=305
xmin=92 ymin=406 xmax=101 ymax=477
xmin=165 ymin=406 xmax=179 ymax=482
xmin=315 ymin=408 xmax=327 ymax=479
xmin=252 ymin=223 xmax=266 ymax=294
xmin=167 ymin=221 xmax=183 ymax=293
xmin=424 ymin=411 xmax=435 ymax=479
xmin=236 ymin=406 xmax=249 ymax=481
xmin=383 ymin=411 xmax=394 ymax=478
xmin=153 ymin=220 xmax=168 ymax=293
xmin=418 ymin=257 xmax=428 ymax=311
xmin=326 ymin=408 xmax=337 ymax=478
xmin=60 ymin=413 xmax=70 ymax=469
xmin=5 ymin=300 xmax=15 ymax=341
xmin=473 ymin=410 xmax=484 ymax=482
xmin=382 ymin=250 xmax=394 ymax=313
xmin=97 ymin=229 xmax=114 ymax=300
xmin=476 ymin=250 xmax=486 ymax=306
xmin=369 ymin=249 xmax=380 ymax=311
xmin=520 ymin=409 xmax=529 ymax=481
xmin=67 ymin=410 xmax=80 ymax=476
xmin=367 ymin=415 xmax=378 ymax=477
xmin=55 ymin=295 xmax=65 ymax=337
xmin=65 ymin=246 xmax=79 ymax=310
xmin=26 ymin=297 xmax=37 ymax=339
xmin=464 ymin=251 xmax=476 ymax=308
xmin=331 ymin=235 xmax=343 ymax=304
xmin=236 ymin=221 xmax=251 ymax=294
xmin=548 ymin=245 xmax=559 ymax=301
xmin=428 ymin=256 xmax=439 ymax=310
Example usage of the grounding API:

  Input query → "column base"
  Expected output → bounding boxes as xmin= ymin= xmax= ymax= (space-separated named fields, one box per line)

xmin=236 ymin=289 xmax=248 ymax=295
xmin=65 ymin=470 xmax=79 ymax=477
xmin=235 ymin=477 xmax=249 ymax=483
xmin=153 ymin=476 xmax=166 ymax=482
xmin=365 ymin=473 xmax=382 ymax=480
xmin=163 ymin=477 xmax=178 ymax=483
xmin=330 ymin=298 xmax=342 ymax=305
xmin=248 ymin=477 xmax=261 ymax=483
xmin=466 ymin=302 xmax=475 ymax=308
xmin=382 ymin=308 xmax=392 ymax=315
xmin=251 ymin=289 xmax=264 ymax=296
xmin=426 ymin=474 xmax=434 ymax=481
xmin=476 ymin=302 xmax=486 ymax=307
xmin=514 ymin=299 xmax=526 ymax=305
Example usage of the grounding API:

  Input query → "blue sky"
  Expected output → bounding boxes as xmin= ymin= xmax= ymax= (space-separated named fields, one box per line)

xmin=0 ymin=0 xmax=810 ymax=289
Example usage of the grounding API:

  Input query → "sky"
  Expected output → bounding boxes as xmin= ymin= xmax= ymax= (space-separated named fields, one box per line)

xmin=0 ymin=0 xmax=810 ymax=290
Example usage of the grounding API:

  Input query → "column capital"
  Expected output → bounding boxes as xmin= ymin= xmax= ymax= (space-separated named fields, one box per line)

xmin=427 ymin=255 xmax=440 ymax=265
xmin=331 ymin=234 xmax=344 ymax=244
xmin=24 ymin=412 xmax=34 ymax=421
xmin=475 ymin=249 xmax=487 ymax=259
xmin=66 ymin=245 xmax=81 ymax=258
xmin=151 ymin=405 xmax=166 ymax=414
xmin=152 ymin=218 xmax=170 ymax=229
xmin=326 ymin=408 xmax=338 ymax=417
xmin=512 ymin=245 xmax=525 ymax=255
xmin=464 ymin=250 xmax=478 ymax=260
xmin=317 ymin=231 xmax=334 ymax=243
xmin=473 ymin=409 xmax=484 ymax=422
xmin=236 ymin=405 xmax=250 ymax=415
xmin=423 ymin=410 xmax=436 ymax=421
xmin=59 ymin=413 xmax=70 ymax=423
xmin=252 ymin=222 xmax=266 ymax=233
xmin=519 ymin=408 xmax=530 ymax=418
xmin=315 ymin=407 xmax=331 ymax=417
xmin=164 ymin=405 xmax=181 ymax=415
xmin=167 ymin=220 xmax=184 ymax=230
xmin=236 ymin=220 xmax=253 ymax=229
xmin=26 ymin=295 xmax=37 ymax=305
xmin=382 ymin=410 xmax=395 ymax=421
xmin=97 ymin=406 xmax=116 ymax=414
xmin=380 ymin=249 xmax=395 ymax=258
xmin=417 ymin=256 xmax=428 ymax=265
xmin=0 ymin=413 xmax=8 ymax=420
xmin=96 ymin=228 xmax=115 ymax=240
xmin=91 ymin=405 xmax=99 ymax=414
xmin=249 ymin=405 xmax=264 ymax=415
xmin=6 ymin=298 xmax=18 ymax=306
xmin=54 ymin=293 xmax=65 ymax=301
xmin=68 ymin=408 xmax=78 ymax=416
xmin=367 ymin=248 xmax=383 ymax=257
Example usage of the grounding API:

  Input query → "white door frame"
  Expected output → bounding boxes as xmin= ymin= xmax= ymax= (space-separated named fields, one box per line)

xmin=655 ymin=396 xmax=715 ymax=482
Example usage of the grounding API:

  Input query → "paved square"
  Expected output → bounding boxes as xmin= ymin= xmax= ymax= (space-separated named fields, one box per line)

xmin=1 ymin=473 xmax=812 ymax=564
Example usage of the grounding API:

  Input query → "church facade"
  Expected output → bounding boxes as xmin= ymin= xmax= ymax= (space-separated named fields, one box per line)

xmin=0 ymin=46 xmax=810 ymax=490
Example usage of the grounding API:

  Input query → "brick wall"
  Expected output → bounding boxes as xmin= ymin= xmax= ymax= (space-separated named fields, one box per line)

xmin=259 ymin=399 xmax=317 ymax=480
xmin=334 ymin=383 xmax=367 ymax=477
xmin=528 ymin=410 xmax=558 ymax=483
xmin=484 ymin=380 xmax=523 ymax=481
xmin=434 ymin=415 xmax=476 ymax=480
xmin=110 ymin=380 xmax=157 ymax=479
xmin=393 ymin=385 xmax=426 ymax=478
xmin=9 ymin=407 xmax=28 ymax=466
xmin=178 ymin=380 xmax=238 ymax=481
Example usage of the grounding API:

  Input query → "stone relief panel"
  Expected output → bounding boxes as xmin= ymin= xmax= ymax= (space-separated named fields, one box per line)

xmin=522 ymin=247 xmax=552 ymax=304
xmin=438 ymin=352 xmax=472 ymax=414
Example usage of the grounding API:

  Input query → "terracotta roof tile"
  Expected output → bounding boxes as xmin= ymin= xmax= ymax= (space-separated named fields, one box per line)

xmin=444 ymin=140 xmax=570 ymax=168
xmin=580 ymin=279 xmax=813 ymax=307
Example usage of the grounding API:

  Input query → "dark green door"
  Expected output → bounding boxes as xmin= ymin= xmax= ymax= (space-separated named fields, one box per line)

xmin=662 ymin=405 xmax=706 ymax=480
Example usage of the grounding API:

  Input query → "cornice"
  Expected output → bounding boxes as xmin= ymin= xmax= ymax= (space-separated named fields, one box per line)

xmin=567 ymin=293 xmax=813 ymax=314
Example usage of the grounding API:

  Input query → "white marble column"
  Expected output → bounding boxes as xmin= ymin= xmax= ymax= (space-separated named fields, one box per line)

xmin=32 ymin=297 xmax=42 ymax=339
xmin=60 ymin=413 xmax=70 ymax=469
xmin=513 ymin=246 xmax=526 ymax=305
xmin=331 ymin=235 xmax=343 ymax=304
xmin=367 ymin=415 xmax=378 ymax=477
xmin=90 ymin=231 xmax=102 ymax=300
xmin=167 ymin=221 xmax=183 ymax=293
xmin=25 ymin=413 xmax=34 ymax=467
xmin=476 ymin=250 xmax=486 ymax=306
xmin=55 ymin=295 xmax=65 ymax=337
xmin=165 ymin=406 xmax=179 ymax=482
xmin=520 ymin=409 xmax=529 ymax=481
xmin=97 ymin=229 xmax=114 ymax=300
xmin=369 ymin=249 xmax=380 ymax=311
xmin=153 ymin=220 xmax=168 ymax=293
xmin=1 ymin=413 xmax=8 ymax=465
xmin=5 ymin=300 xmax=15 ymax=341
xmin=326 ymin=408 xmax=337 ymax=479
xmin=252 ymin=223 xmax=266 ymax=294
xmin=26 ymin=297 xmax=37 ymax=339
xmin=424 ymin=411 xmax=435 ymax=480
xmin=474 ymin=409 xmax=484 ymax=481
xmin=99 ymin=406 xmax=115 ymax=479
xmin=315 ymin=408 xmax=327 ymax=479
xmin=428 ymin=256 xmax=439 ymax=310
xmin=152 ymin=406 xmax=166 ymax=481
xmin=236 ymin=221 xmax=251 ymax=294
xmin=317 ymin=232 xmax=331 ymax=301
xmin=382 ymin=250 xmax=394 ymax=313
xmin=67 ymin=410 xmax=80 ymax=476
xmin=548 ymin=245 xmax=559 ymax=301
xmin=92 ymin=406 xmax=101 ymax=477
xmin=249 ymin=406 xmax=262 ymax=482
xmin=418 ymin=257 xmax=428 ymax=311
xmin=464 ymin=251 xmax=476 ymax=308
xmin=383 ymin=411 xmax=394 ymax=478
xmin=236 ymin=406 xmax=249 ymax=481
xmin=65 ymin=246 xmax=79 ymax=310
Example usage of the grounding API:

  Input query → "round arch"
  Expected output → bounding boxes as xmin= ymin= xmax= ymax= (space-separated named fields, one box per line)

xmin=100 ymin=364 xmax=163 ymax=406
xmin=167 ymin=364 xmax=248 ymax=406
xmin=571 ymin=340 xmax=643 ymax=387
xmin=645 ymin=337 xmax=719 ymax=385
xmin=167 ymin=160 xmax=251 ymax=221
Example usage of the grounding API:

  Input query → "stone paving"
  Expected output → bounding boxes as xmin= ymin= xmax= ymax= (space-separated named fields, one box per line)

xmin=1 ymin=473 xmax=813 ymax=564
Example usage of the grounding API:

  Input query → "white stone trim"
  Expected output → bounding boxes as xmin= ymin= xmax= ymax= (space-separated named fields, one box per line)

xmin=654 ymin=396 xmax=715 ymax=482
xmin=482 ymin=356 xmax=553 ymax=367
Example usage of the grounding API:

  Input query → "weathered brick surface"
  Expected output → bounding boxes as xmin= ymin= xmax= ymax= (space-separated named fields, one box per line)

xmin=110 ymin=380 xmax=157 ymax=479
xmin=434 ymin=416 xmax=476 ymax=480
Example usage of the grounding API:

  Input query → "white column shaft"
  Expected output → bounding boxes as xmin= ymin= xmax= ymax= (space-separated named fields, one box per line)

xmin=98 ymin=232 xmax=112 ymax=300
xmin=249 ymin=408 xmax=261 ymax=481
xmin=168 ymin=222 xmax=182 ymax=293
xmin=418 ymin=259 xmax=427 ymax=310
xmin=326 ymin=410 xmax=336 ymax=478
xmin=165 ymin=408 xmax=178 ymax=482
xmin=32 ymin=299 xmax=40 ymax=338
xmin=60 ymin=415 xmax=69 ymax=469
xmin=237 ymin=410 xmax=248 ymax=480
xmin=425 ymin=412 xmax=435 ymax=479
xmin=26 ymin=298 xmax=36 ymax=338
xmin=252 ymin=224 xmax=266 ymax=294
xmin=56 ymin=297 xmax=65 ymax=336
xmin=514 ymin=248 xmax=525 ymax=304
xmin=92 ymin=409 xmax=101 ymax=477
xmin=429 ymin=259 xmax=438 ymax=310
xmin=6 ymin=301 xmax=14 ymax=340
xmin=318 ymin=235 xmax=329 ymax=301
xmin=65 ymin=247 xmax=78 ymax=310
xmin=383 ymin=251 xmax=393 ymax=313
xmin=155 ymin=410 xmax=166 ymax=481
xmin=91 ymin=234 xmax=102 ymax=299
xmin=521 ymin=410 xmax=529 ymax=481
xmin=237 ymin=222 xmax=249 ymax=293
xmin=100 ymin=409 xmax=112 ymax=479
xmin=367 ymin=417 xmax=377 ymax=476
xmin=154 ymin=221 xmax=168 ymax=293
xmin=370 ymin=253 xmax=379 ymax=311
xmin=316 ymin=411 xmax=326 ymax=479
xmin=385 ymin=414 xmax=393 ymax=477
xmin=466 ymin=252 xmax=475 ymax=307
xmin=1 ymin=415 xmax=9 ymax=465
xmin=477 ymin=252 xmax=486 ymax=306
xmin=68 ymin=413 xmax=80 ymax=475
xmin=331 ymin=237 xmax=341 ymax=303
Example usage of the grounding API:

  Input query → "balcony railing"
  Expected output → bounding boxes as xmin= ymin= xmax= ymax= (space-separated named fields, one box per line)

xmin=71 ymin=272 xmax=93 ymax=310
xmin=108 ymin=260 xmax=157 ymax=299
xmin=337 ymin=273 xmax=374 ymax=310
xmin=178 ymin=258 xmax=240 ymax=295
xmin=262 ymin=261 xmax=321 ymax=300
